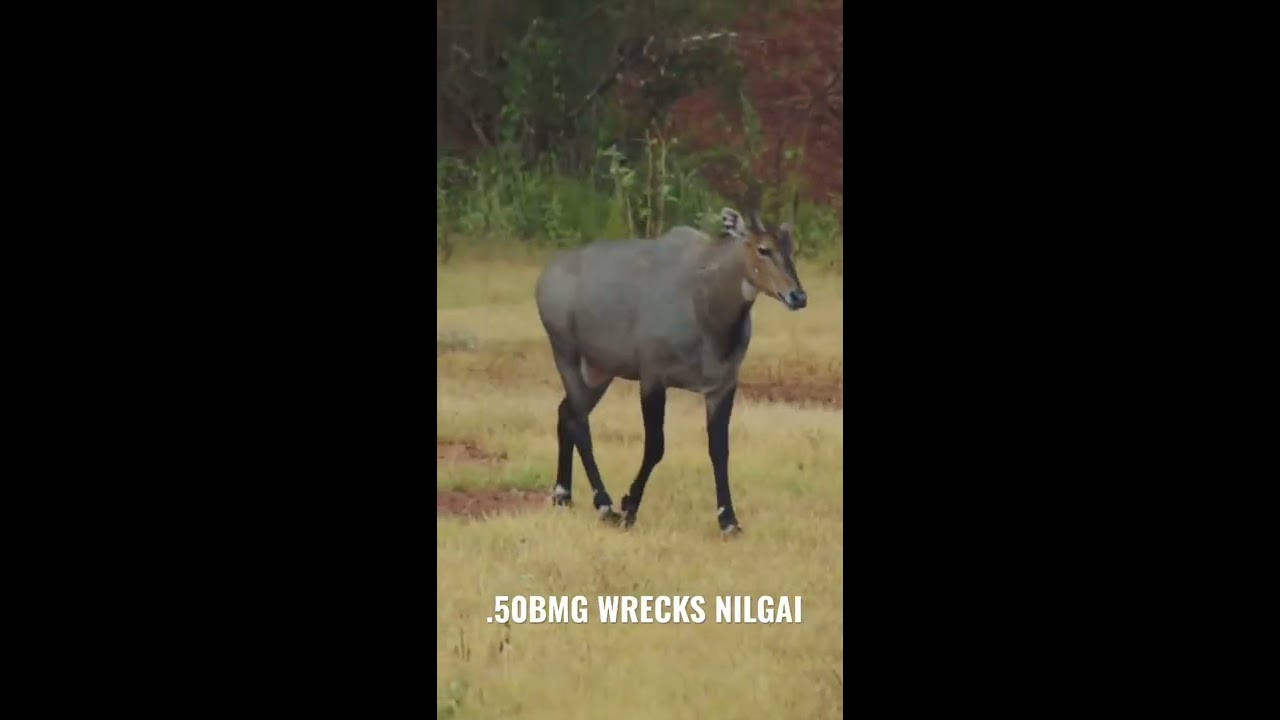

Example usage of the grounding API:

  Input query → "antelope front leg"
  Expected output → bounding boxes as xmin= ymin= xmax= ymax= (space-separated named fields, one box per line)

xmin=621 ymin=385 xmax=666 ymax=528
xmin=705 ymin=384 xmax=742 ymax=536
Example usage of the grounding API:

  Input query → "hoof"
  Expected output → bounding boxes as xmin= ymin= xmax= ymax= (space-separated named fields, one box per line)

xmin=716 ymin=506 xmax=741 ymax=536
xmin=598 ymin=506 xmax=623 ymax=525
xmin=552 ymin=485 xmax=572 ymax=507
xmin=621 ymin=495 xmax=638 ymax=529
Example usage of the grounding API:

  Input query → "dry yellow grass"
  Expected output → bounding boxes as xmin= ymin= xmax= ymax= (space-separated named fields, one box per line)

xmin=437 ymin=255 xmax=844 ymax=719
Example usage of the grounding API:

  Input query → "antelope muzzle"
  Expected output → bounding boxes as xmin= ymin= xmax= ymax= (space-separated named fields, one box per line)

xmin=783 ymin=287 xmax=808 ymax=310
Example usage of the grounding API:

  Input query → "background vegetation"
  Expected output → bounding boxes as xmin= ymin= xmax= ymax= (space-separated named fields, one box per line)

xmin=436 ymin=0 xmax=843 ymax=265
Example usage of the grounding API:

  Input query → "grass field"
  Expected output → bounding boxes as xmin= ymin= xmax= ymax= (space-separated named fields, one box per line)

xmin=437 ymin=252 xmax=844 ymax=719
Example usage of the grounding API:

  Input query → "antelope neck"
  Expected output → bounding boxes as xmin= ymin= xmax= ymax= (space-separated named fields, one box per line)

xmin=698 ymin=239 xmax=756 ymax=330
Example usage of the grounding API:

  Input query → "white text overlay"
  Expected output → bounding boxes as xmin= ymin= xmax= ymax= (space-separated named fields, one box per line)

xmin=487 ymin=595 xmax=802 ymax=624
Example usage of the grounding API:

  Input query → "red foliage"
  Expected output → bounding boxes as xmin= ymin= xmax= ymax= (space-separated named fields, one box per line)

xmin=669 ymin=0 xmax=843 ymax=210
xmin=436 ymin=0 xmax=843 ymax=212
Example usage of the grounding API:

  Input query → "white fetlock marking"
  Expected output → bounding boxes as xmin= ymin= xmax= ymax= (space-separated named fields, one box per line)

xmin=597 ymin=505 xmax=614 ymax=517
xmin=554 ymin=484 xmax=570 ymax=498
xmin=717 ymin=506 xmax=727 ymax=517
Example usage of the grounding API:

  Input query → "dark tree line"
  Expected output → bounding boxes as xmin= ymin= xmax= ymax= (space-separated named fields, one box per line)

xmin=435 ymin=0 xmax=842 ymax=253
xmin=438 ymin=0 xmax=752 ymax=173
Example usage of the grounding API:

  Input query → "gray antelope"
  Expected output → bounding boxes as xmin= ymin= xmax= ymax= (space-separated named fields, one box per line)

xmin=534 ymin=207 xmax=808 ymax=535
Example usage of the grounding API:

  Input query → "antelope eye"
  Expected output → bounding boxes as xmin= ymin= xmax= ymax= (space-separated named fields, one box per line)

xmin=756 ymin=246 xmax=772 ymax=257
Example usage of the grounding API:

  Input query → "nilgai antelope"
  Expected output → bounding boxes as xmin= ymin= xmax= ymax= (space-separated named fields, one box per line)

xmin=534 ymin=207 xmax=808 ymax=536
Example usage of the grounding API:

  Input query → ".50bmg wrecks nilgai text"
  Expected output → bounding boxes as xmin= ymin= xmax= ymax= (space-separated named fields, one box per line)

xmin=488 ymin=595 xmax=803 ymax=624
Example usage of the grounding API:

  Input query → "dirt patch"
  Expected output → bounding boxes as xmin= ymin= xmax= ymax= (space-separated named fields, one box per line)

xmin=738 ymin=357 xmax=843 ymax=408
xmin=437 ymin=440 xmax=540 ymax=519
xmin=437 ymin=488 xmax=548 ymax=519
xmin=437 ymin=440 xmax=508 ymax=465
xmin=438 ymin=339 xmax=843 ymax=408
xmin=739 ymin=378 xmax=843 ymax=408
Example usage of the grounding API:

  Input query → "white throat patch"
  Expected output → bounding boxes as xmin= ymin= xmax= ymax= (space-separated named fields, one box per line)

xmin=741 ymin=279 xmax=759 ymax=302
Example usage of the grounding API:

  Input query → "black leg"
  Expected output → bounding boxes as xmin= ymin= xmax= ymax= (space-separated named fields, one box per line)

xmin=564 ymin=407 xmax=615 ymax=519
xmin=551 ymin=352 xmax=618 ymax=522
xmin=552 ymin=398 xmax=574 ymax=506
xmin=621 ymin=386 xmax=666 ymax=528
xmin=706 ymin=384 xmax=742 ymax=535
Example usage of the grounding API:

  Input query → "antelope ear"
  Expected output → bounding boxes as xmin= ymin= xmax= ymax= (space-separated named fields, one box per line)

xmin=720 ymin=207 xmax=747 ymax=239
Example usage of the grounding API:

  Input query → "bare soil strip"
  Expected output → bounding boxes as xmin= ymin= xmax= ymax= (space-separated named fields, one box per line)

xmin=436 ymin=439 xmax=547 ymax=519
xmin=436 ymin=488 xmax=548 ymax=518
xmin=438 ymin=339 xmax=843 ymax=408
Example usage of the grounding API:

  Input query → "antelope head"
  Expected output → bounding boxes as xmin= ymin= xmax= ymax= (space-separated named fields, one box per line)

xmin=720 ymin=207 xmax=808 ymax=311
